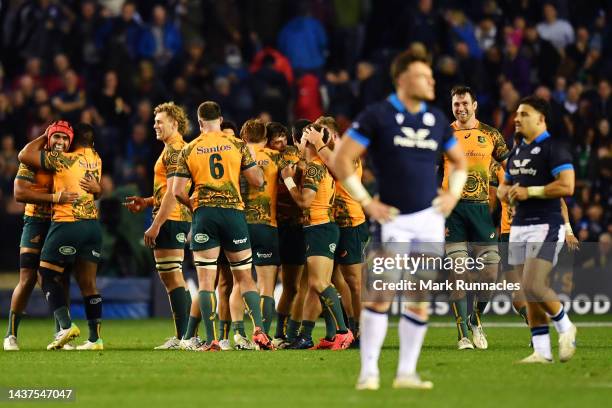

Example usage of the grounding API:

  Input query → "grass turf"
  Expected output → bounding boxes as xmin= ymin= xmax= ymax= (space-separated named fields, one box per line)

xmin=1 ymin=316 xmax=611 ymax=407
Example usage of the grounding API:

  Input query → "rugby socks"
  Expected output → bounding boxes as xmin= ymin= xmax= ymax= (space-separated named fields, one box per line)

xmin=218 ymin=320 xmax=231 ymax=340
xmin=54 ymin=318 xmax=61 ymax=334
xmin=53 ymin=306 xmax=72 ymax=330
xmin=5 ymin=310 xmax=22 ymax=338
xmin=348 ymin=316 xmax=357 ymax=335
xmin=531 ymin=325 xmax=552 ymax=360
xmin=549 ymin=306 xmax=573 ymax=334
xmin=275 ymin=313 xmax=289 ymax=338
xmin=286 ymin=319 xmax=301 ymax=342
xmin=320 ymin=298 xmax=337 ymax=340
xmin=397 ymin=311 xmax=427 ymax=376
xmin=184 ymin=289 xmax=192 ymax=336
xmin=242 ymin=291 xmax=264 ymax=329
xmin=320 ymin=286 xmax=348 ymax=333
xmin=40 ymin=268 xmax=71 ymax=329
xmin=84 ymin=294 xmax=102 ymax=342
xmin=451 ymin=297 xmax=469 ymax=339
xmin=471 ymin=299 xmax=488 ymax=326
xmin=232 ymin=320 xmax=246 ymax=338
xmin=359 ymin=308 xmax=388 ymax=379
xmin=261 ymin=295 xmax=275 ymax=335
xmin=198 ymin=290 xmax=217 ymax=343
xmin=184 ymin=315 xmax=201 ymax=340
xmin=168 ymin=288 xmax=189 ymax=339
xmin=300 ymin=320 xmax=315 ymax=340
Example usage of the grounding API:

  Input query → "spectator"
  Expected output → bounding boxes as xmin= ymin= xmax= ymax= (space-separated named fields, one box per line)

xmin=278 ymin=2 xmax=328 ymax=75
xmin=536 ymin=3 xmax=575 ymax=53
xmin=51 ymin=69 xmax=86 ymax=124
xmin=251 ymin=54 xmax=291 ymax=123
xmin=521 ymin=25 xmax=561 ymax=88
xmin=139 ymin=5 xmax=183 ymax=72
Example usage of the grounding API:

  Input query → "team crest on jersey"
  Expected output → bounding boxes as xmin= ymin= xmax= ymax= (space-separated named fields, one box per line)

xmin=395 ymin=113 xmax=404 ymax=125
xmin=329 ymin=243 xmax=337 ymax=253
xmin=478 ymin=135 xmax=486 ymax=144
xmin=176 ymin=233 xmax=186 ymax=243
xmin=422 ymin=112 xmax=436 ymax=126
xmin=530 ymin=147 xmax=541 ymax=155
xmin=194 ymin=233 xmax=209 ymax=243
xmin=59 ymin=246 xmax=76 ymax=255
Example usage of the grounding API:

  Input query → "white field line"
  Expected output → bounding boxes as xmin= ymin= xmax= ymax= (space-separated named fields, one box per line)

xmin=387 ymin=322 xmax=612 ymax=328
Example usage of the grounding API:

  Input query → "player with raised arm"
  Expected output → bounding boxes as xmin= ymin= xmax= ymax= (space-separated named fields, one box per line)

xmin=443 ymin=86 xmax=510 ymax=350
xmin=498 ymin=96 xmax=577 ymax=363
xmin=333 ymin=51 xmax=467 ymax=390
xmin=125 ymin=102 xmax=193 ymax=350
xmin=172 ymin=101 xmax=273 ymax=351
xmin=18 ymin=122 xmax=104 ymax=350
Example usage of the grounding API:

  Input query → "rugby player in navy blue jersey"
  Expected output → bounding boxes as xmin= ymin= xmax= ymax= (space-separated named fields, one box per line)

xmin=498 ymin=96 xmax=577 ymax=363
xmin=333 ymin=51 xmax=468 ymax=390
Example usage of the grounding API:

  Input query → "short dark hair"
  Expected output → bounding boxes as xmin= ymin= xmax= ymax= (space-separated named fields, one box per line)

xmin=266 ymin=122 xmax=288 ymax=139
xmin=198 ymin=101 xmax=221 ymax=121
xmin=291 ymin=119 xmax=311 ymax=145
xmin=451 ymin=85 xmax=476 ymax=103
xmin=240 ymin=118 xmax=267 ymax=143
xmin=519 ymin=95 xmax=550 ymax=119
xmin=220 ymin=120 xmax=238 ymax=136
xmin=73 ymin=123 xmax=95 ymax=147
xmin=390 ymin=51 xmax=429 ymax=85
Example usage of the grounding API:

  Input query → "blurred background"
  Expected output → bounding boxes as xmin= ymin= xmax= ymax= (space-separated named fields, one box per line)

xmin=0 ymin=0 xmax=610 ymax=317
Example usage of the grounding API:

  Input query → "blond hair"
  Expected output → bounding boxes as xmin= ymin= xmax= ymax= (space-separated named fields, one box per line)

xmin=154 ymin=102 xmax=189 ymax=135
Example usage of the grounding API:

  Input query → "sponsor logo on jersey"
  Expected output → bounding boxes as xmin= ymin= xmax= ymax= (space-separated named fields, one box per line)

xmin=89 ymin=297 xmax=102 ymax=304
xmin=464 ymin=133 xmax=471 ymax=139
xmin=196 ymin=145 xmax=232 ymax=154
xmin=233 ymin=237 xmax=248 ymax=244
xmin=194 ymin=233 xmax=209 ymax=243
xmin=176 ymin=233 xmax=186 ymax=243
xmin=256 ymin=252 xmax=272 ymax=258
xmin=92 ymin=250 xmax=100 ymax=258
xmin=394 ymin=127 xmax=438 ymax=150
xmin=329 ymin=243 xmax=337 ymax=253
xmin=59 ymin=246 xmax=76 ymax=255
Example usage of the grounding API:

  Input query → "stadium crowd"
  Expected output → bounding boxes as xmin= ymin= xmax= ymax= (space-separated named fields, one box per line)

xmin=0 ymin=0 xmax=610 ymax=257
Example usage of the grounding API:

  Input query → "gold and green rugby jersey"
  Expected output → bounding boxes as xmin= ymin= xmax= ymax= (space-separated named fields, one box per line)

xmin=153 ymin=134 xmax=192 ymax=222
xmin=333 ymin=158 xmax=366 ymax=227
xmin=175 ymin=131 xmax=256 ymax=211
xmin=15 ymin=163 xmax=53 ymax=219
xmin=302 ymin=157 xmax=335 ymax=227
xmin=244 ymin=146 xmax=283 ymax=226
xmin=442 ymin=120 xmax=509 ymax=202
xmin=276 ymin=145 xmax=303 ymax=225
xmin=490 ymin=159 xmax=512 ymax=234
xmin=41 ymin=147 xmax=102 ymax=222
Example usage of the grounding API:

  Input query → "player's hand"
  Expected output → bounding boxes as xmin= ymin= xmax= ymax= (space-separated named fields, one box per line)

xmin=281 ymin=163 xmax=296 ymax=180
xmin=363 ymin=198 xmax=399 ymax=224
xmin=79 ymin=175 xmax=101 ymax=195
xmin=57 ymin=191 xmax=79 ymax=204
xmin=303 ymin=128 xmax=324 ymax=148
xmin=565 ymin=233 xmax=580 ymax=252
xmin=124 ymin=196 xmax=146 ymax=213
xmin=508 ymin=183 xmax=529 ymax=202
xmin=432 ymin=189 xmax=459 ymax=218
xmin=144 ymin=223 xmax=160 ymax=248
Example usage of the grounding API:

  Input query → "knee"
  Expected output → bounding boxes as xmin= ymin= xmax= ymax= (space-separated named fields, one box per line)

xmin=446 ymin=243 xmax=469 ymax=276
xmin=476 ymin=247 xmax=500 ymax=280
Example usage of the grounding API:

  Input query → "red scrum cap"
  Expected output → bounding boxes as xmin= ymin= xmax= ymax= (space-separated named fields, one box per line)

xmin=47 ymin=120 xmax=74 ymax=147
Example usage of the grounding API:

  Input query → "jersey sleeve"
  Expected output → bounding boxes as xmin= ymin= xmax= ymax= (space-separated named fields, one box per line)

xmin=492 ymin=129 xmax=510 ymax=162
xmin=303 ymin=161 xmax=326 ymax=192
xmin=15 ymin=163 xmax=35 ymax=182
xmin=549 ymin=141 xmax=574 ymax=177
xmin=163 ymin=144 xmax=182 ymax=177
xmin=442 ymin=122 xmax=457 ymax=152
xmin=489 ymin=161 xmax=503 ymax=188
xmin=174 ymin=146 xmax=192 ymax=178
xmin=346 ymin=106 xmax=377 ymax=148
xmin=240 ymin=142 xmax=257 ymax=170
xmin=41 ymin=151 xmax=69 ymax=172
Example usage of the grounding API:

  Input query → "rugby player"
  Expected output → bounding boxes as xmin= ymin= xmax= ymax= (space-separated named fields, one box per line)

xmin=303 ymin=116 xmax=370 ymax=347
xmin=333 ymin=51 xmax=467 ymax=389
xmin=443 ymin=86 xmax=510 ymax=350
xmin=18 ymin=122 xmax=104 ymax=350
xmin=281 ymin=123 xmax=353 ymax=350
xmin=125 ymin=102 xmax=193 ymax=350
xmin=172 ymin=101 xmax=273 ymax=351
xmin=498 ymin=96 xmax=577 ymax=363
xmin=4 ymin=123 xmax=78 ymax=351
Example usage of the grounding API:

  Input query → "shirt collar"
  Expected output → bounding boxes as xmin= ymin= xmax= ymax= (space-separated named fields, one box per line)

xmin=387 ymin=93 xmax=427 ymax=115
xmin=522 ymin=130 xmax=550 ymax=145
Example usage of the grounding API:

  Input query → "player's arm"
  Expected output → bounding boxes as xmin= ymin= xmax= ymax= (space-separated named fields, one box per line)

xmin=172 ymin=176 xmax=192 ymax=212
xmin=14 ymin=178 xmax=77 ymax=204
xmin=241 ymin=144 xmax=264 ymax=187
xmin=124 ymin=196 xmax=154 ymax=213
xmin=303 ymin=127 xmax=336 ymax=175
xmin=280 ymin=163 xmax=316 ymax=208
xmin=432 ymin=141 xmax=467 ymax=217
xmin=561 ymin=197 xmax=579 ymax=251
xmin=508 ymin=169 xmax=575 ymax=201
xmin=17 ymin=134 xmax=47 ymax=169
xmin=144 ymin=176 xmax=179 ymax=247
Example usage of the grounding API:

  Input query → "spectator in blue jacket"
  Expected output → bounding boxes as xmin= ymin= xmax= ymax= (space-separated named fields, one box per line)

xmin=138 ymin=5 xmax=182 ymax=69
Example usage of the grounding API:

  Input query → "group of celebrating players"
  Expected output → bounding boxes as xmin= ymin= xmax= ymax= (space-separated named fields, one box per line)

xmin=3 ymin=50 xmax=579 ymax=391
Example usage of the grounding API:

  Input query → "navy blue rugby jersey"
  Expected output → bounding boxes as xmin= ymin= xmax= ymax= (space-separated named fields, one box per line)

xmin=347 ymin=93 xmax=457 ymax=215
xmin=505 ymin=131 xmax=574 ymax=226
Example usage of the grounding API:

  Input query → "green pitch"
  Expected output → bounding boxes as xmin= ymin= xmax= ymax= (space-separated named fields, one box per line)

xmin=1 ymin=316 xmax=611 ymax=408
